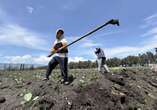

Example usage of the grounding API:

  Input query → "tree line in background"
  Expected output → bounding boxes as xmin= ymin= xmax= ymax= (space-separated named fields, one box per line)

xmin=68 ymin=51 xmax=157 ymax=69
xmin=106 ymin=52 xmax=157 ymax=67
xmin=1 ymin=64 xmax=34 ymax=71
xmin=1 ymin=51 xmax=157 ymax=70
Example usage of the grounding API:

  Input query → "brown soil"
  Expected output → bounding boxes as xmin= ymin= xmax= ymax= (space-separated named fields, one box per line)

xmin=0 ymin=68 xmax=157 ymax=110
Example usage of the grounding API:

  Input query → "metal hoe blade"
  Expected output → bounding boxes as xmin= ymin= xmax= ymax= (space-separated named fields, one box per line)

xmin=107 ymin=19 xmax=120 ymax=26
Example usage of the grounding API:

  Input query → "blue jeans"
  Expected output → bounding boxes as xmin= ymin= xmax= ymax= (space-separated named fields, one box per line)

xmin=46 ymin=56 xmax=68 ymax=81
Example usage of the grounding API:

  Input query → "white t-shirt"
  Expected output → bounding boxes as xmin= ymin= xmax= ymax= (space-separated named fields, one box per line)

xmin=53 ymin=38 xmax=68 ymax=57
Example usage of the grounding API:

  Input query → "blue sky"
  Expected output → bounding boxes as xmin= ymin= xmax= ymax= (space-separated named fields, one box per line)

xmin=0 ymin=0 xmax=157 ymax=64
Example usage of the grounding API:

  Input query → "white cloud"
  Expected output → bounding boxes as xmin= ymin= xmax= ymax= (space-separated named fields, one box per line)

xmin=0 ymin=8 xmax=10 ymax=23
xmin=67 ymin=31 xmax=157 ymax=59
xmin=81 ymin=39 xmax=102 ymax=48
xmin=26 ymin=6 xmax=34 ymax=14
xmin=61 ymin=0 xmax=84 ymax=11
xmin=144 ymin=13 xmax=157 ymax=22
xmin=67 ymin=37 xmax=102 ymax=48
xmin=69 ymin=57 xmax=87 ymax=62
xmin=137 ymin=18 xmax=157 ymax=57
xmin=2 ymin=34 xmax=157 ymax=64
xmin=141 ymin=13 xmax=157 ymax=28
xmin=105 ymin=46 xmax=143 ymax=58
xmin=3 ymin=55 xmax=51 ymax=64
xmin=0 ymin=24 xmax=48 ymax=51
xmin=1 ymin=55 xmax=90 ymax=64
xmin=102 ymin=24 xmax=157 ymax=58
xmin=142 ymin=27 xmax=157 ymax=37
xmin=0 ymin=7 xmax=48 ymax=51
xmin=94 ymin=31 xmax=121 ymax=38
xmin=0 ymin=7 xmax=157 ymax=63
xmin=104 ymin=35 xmax=157 ymax=58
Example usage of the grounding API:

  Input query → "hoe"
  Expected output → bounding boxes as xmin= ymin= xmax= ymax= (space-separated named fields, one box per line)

xmin=48 ymin=19 xmax=120 ymax=57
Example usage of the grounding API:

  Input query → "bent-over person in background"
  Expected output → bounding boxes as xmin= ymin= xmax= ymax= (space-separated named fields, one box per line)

xmin=95 ymin=48 xmax=110 ymax=74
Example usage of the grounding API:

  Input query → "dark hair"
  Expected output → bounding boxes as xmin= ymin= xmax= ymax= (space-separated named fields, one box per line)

xmin=57 ymin=29 xmax=64 ymax=35
xmin=95 ymin=48 xmax=101 ymax=54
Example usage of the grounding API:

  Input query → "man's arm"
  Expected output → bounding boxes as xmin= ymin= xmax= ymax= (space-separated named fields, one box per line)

xmin=47 ymin=48 xmax=57 ymax=57
xmin=47 ymin=41 xmax=57 ymax=57
xmin=47 ymin=39 xmax=68 ymax=57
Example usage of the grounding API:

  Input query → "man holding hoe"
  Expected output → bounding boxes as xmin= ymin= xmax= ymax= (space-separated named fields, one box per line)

xmin=43 ymin=29 xmax=69 ymax=85
xmin=42 ymin=19 xmax=119 ymax=84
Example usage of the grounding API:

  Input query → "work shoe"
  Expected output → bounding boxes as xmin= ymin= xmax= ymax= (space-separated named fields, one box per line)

xmin=63 ymin=81 xmax=70 ymax=85
xmin=60 ymin=79 xmax=64 ymax=83
xmin=42 ymin=77 xmax=49 ymax=81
